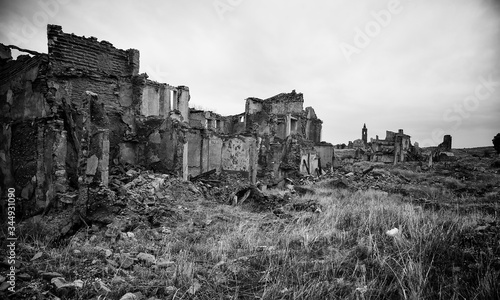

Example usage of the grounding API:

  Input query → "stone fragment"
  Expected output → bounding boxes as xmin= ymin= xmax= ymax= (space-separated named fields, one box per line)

xmin=137 ymin=252 xmax=156 ymax=265
xmin=51 ymin=277 xmax=76 ymax=295
xmin=18 ymin=273 xmax=31 ymax=281
xmin=120 ymin=293 xmax=138 ymax=300
xmin=86 ymin=155 xmax=99 ymax=175
xmin=120 ymin=253 xmax=135 ymax=269
xmin=156 ymin=258 xmax=175 ymax=268
xmin=41 ymin=272 xmax=64 ymax=280
xmin=0 ymin=282 xmax=10 ymax=291
xmin=93 ymin=279 xmax=111 ymax=293
xmin=73 ymin=279 xmax=84 ymax=288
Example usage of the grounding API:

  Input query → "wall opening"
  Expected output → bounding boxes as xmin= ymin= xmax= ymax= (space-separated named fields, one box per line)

xmin=169 ymin=90 xmax=174 ymax=111
xmin=291 ymin=118 xmax=298 ymax=134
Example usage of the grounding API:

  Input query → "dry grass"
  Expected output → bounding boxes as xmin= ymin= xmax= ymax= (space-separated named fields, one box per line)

xmin=17 ymin=185 xmax=500 ymax=300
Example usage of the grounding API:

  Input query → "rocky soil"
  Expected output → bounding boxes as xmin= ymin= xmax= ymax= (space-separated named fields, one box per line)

xmin=1 ymin=149 xmax=499 ymax=299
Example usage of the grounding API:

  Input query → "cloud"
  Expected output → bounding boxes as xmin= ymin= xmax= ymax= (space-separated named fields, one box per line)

xmin=1 ymin=0 xmax=498 ymax=147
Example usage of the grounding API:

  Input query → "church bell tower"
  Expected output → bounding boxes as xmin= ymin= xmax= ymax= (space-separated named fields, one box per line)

xmin=362 ymin=123 xmax=367 ymax=144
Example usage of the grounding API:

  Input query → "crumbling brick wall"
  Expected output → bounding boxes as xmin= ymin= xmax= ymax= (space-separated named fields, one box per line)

xmin=1 ymin=25 xmax=191 ymax=218
xmin=243 ymin=91 xmax=324 ymax=181
xmin=1 ymin=24 xmax=330 ymax=220
xmin=0 ymin=49 xmax=54 ymax=215
xmin=47 ymin=25 xmax=139 ymax=77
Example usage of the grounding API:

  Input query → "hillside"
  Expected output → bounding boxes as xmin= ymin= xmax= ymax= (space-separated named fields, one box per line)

xmin=1 ymin=150 xmax=499 ymax=299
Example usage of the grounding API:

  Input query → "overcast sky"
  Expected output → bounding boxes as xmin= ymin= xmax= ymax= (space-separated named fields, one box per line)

xmin=1 ymin=0 xmax=499 ymax=148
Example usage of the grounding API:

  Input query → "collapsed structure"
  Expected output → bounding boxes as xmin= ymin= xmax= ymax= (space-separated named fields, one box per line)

xmin=334 ymin=124 xmax=416 ymax=165
xmin=0 ymin=25 xmax=333 ymax=214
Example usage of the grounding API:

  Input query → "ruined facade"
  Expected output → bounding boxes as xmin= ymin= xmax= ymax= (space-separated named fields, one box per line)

xmin=186 ymin=90 xmax=332 ymax=181
xmin=1 ymin=25 xmax=191 ymax=215
xmin=1 ymin=25 xmax=331 ymax=215
xmin=243 ymin=91 xmax=329 ymax=179
xmin=370 ymin=129 xmax=412 ymax=163
xmin=333 ymin=125 xmax=414 ymax=166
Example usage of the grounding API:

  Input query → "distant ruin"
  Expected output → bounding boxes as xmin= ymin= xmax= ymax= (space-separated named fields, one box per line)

xmin=0 ymin=25 xmax=333 ymax=214
xmin=0 ymin=24 xmax=457 ymax=218
xmin=334 ymin=124 xmax=417 ymax=166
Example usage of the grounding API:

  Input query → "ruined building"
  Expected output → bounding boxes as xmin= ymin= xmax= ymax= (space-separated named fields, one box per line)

xmin=243 ymin=91 xmax=333 ymax=178
xmin=333 ymin=125 xmax=414 ymax=165
xmin=370 ymin=129 xmax=412 ymax=163
xmin=0 ymin=25 xmax=331 ymax=215
xmin=186 ymin=90 xmax=333 ymax=181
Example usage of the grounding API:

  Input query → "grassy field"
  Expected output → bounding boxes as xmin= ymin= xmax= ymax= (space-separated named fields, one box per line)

xmin=14 ymin=166 xmax=500 ymax=300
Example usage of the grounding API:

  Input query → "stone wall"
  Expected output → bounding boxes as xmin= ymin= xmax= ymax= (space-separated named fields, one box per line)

xmin=243 ymin=91 xmax=323 ymax=181
xmin=0 ymin=25 xmax=192 ymax=217
xmin=1 ymin=24 xmax=329 ymax=219
xmin=221 ymin=135 xmax=258 ymax=182
xmin=0 ymin=51 xmax=55 ymax=215
xmin=47 ymin=25 xmax=139 ymax=77
xmin=315 ymin=142 xmax=334 ymax=170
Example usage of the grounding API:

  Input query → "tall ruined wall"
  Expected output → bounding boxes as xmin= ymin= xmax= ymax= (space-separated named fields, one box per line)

xmin=315 ymin=143 xmax=334 ymax=170
xmin=0 ymin=55 xmax=49 ymax=120
xmin=47 ymin=25 xmax=139 ymax=77
xmin=0 ymin=25 xmax=191 ymax=218
xmin=0 ymin=52 xmax=59 ymax=214
xmin=47 ymin=25 xmax=188 ymax=174
xmin=187 ymin=130 xmax=223 ymax=176
xmin=242 ymin=91 xmax=325 ymax=181
xmin=264 ymin=91 xmax=304 ymax=115
xmin=221 ymin=135 xmax=258 ymax=182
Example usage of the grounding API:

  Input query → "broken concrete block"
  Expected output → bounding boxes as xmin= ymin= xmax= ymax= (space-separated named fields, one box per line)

xmin=86 ymin=155 xmax=99 ymax=175
xmin=137 ymin=252 xmax=156 ymax=265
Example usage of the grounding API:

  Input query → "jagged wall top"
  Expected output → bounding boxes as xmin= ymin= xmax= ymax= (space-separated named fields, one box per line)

xmin=47 ymin=24 xmax=140 ymax=77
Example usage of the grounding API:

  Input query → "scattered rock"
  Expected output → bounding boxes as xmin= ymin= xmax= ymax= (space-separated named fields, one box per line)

xmin=51 ymin=277 xmax=76 ymax=295
xmin=156 ymin=258 xmax=175 ymax=268
xmin=371 ymin=168 xmax=390 ymax=177
xmin=120 ymin=253 xmax=135 ymax=269
xmin=137 ymin=252 xmax=156 ymax=265
xmin=17 ymin=273 xmax=31 ymax=281
xmin=105 ymin=249 xmax=113 ymax=258
xmin=0 ymin=281 xmax=10 ymax=291
xmin=93 ymin=279 xmax=111 ymax=293
xmin=273 ymin=207 xmax=293 ymax=219
xmin=362 ymin=166 xmax=374 ymax=175
xmin=294 ymin=186 xmax=315 ymax=196
xmin=329 ymin=178 xmax=350 ymax=189
xmin=41 ymin=272 xmax=64 ymax=280
xmin=111 ymin=276 xmax=126 ymax=284
xmin=31 ymin=251 xmax=43 ymax=261
xmin=291 ymin=200 xmax=323 ymax=213
xmin=107 ymin=259 xmax=119 ymax=267
xmin=126 ymin=169 xmax=139 ymax=177
xmin=187 ymin=279 xmax=201 ymax=295
xmin=73 ymin=279 xmax=84 ymax=288
xmin=120 ymin=292 xmax=138 ymax=300
xmin=475 ymin=225 xmax=489 ymax=231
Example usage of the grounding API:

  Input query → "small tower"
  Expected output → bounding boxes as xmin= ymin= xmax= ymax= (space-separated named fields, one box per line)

xmin=362 ymin=123 xmax=368 ymax=144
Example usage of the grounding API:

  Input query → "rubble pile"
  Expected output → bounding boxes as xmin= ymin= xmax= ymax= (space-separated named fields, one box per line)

xmin=321 ymin=165 xmax=408 ymax=193
xmin=190 ymin=171 xmax=252 ymax=203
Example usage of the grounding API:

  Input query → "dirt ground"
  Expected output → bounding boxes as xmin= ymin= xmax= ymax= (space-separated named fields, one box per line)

xmin=1 ymin=148 xmax=499 ymax=299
